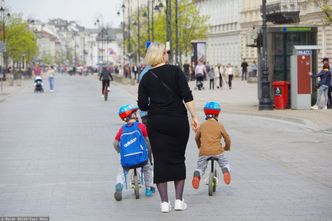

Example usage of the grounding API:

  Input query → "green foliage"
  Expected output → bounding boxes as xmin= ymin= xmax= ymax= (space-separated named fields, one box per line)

xmin=310 ymin=0 xmax=332 ymax=24
xmin=4 ymin=16 xmax=38 ymax=63
xmin=128 ymin=0 xmax=209 ymax=63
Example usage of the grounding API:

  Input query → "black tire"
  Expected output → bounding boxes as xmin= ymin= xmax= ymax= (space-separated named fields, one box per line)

xmin=104 ymin=87 xmax=108 ymax=101
xmin=134 ymin=174 xmax=140 ymax=199
xmin=213 ymin=170 xmax=218 ymax=192
xmin=208 ymin=172 xmax=214 ymax=196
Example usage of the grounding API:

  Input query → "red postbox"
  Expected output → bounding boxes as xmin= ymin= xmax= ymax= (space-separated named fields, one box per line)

xmin=272 ymin=81 xmax=289 ymax=109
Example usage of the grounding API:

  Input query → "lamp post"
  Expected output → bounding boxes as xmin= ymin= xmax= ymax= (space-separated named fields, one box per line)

xmin=118 ymin=4 xmax=126 ymax=75
xmin=95 ymin=18 xmax=103 ymax=73
xmin=259 ymin=0 xmax=273 ymax=110
xmin=166 ymin=0 xmax=172 ymax=64
xmin=175 ymin=0 xmax=179 ymax=65
xmin=137 ymin=0 xmax=140 ymax=64
xmin=0 ymin=0 xmax=10 ymax=80
xmin=152 ymin=1 xmax=163 ymax=41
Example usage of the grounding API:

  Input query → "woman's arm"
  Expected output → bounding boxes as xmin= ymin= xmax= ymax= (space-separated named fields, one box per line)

xmin=185 ymin=100 xmax=199 ymax=132
xmin=137 ymin=79 xmax=149 ymax=111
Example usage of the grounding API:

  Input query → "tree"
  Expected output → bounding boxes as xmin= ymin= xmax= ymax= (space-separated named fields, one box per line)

xmin=3 ymin=16 xmax=37 ymax=67
xmin=129 ymin=0 xmax=209 ymax=64
xmin=310 ymin=0 xmax=332 ymax=24
xmin=153 ymin=0 xmax=209 ymax=63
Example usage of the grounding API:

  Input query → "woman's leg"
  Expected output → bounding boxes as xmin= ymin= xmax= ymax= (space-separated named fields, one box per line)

xmin=174 ymin=179 xmax=185 ymax=200
xmin=157 ymin=182 xmax=168 ymax=202
xmin=323 ymin=86 xmax=329 ymax=107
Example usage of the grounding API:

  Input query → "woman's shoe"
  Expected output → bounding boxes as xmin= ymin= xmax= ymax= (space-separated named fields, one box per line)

xmin=174 ymin=199 xmax=187 ymax=211
xmin=160 ymin=201 xmax=172 ymax=213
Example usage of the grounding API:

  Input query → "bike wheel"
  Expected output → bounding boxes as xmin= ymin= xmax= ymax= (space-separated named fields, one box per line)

xmin=134 ymin=174 xmax=140 ymax=199
xmin=213 ymin=170 xmax=218 ymax=193
xmin=208 ymin=172 xmax=214 ymax=196
xmin=104 ymin=87 xmax=108 ymax=101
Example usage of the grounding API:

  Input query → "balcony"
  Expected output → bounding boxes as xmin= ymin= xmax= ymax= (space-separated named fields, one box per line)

xmin=262 ymin=0 xmax=300 ymax=24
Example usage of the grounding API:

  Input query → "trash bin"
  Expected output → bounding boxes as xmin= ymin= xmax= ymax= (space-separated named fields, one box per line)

xmin=272 ymin=81 xmax=289 ymax=109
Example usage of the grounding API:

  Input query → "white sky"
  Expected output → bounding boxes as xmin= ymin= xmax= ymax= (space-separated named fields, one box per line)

xmin=8 ymin=0 xmax=123 ymax=28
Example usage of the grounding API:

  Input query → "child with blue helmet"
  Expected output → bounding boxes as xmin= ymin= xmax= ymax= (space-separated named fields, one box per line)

xmin=113 ymin=104 xmax=155 ymax=201
xmin=192 ymin=102 xmax=232 ymax=189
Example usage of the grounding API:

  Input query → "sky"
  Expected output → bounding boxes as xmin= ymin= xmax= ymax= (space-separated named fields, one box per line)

xmin=8 ymin=0 xmax=123 ymax=29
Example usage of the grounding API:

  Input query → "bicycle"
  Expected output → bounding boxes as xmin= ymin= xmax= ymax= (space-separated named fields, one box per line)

xmin=127 ymin=167 xmax=144 ymax=199
xmin=102 ymin=81 xmax=110 ymax=101
xmin=207 ymin=157 xmax=218 ymax=196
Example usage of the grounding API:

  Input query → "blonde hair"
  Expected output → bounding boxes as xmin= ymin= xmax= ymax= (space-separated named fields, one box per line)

xmin=144 ymin=42 xmax=165 ymax=66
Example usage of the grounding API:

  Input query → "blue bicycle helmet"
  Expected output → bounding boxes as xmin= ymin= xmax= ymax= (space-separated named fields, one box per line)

xmin=118 ymin=104 xmax=139 ymax=120
xmin=204 ymin=101 xmax=221 ymax=116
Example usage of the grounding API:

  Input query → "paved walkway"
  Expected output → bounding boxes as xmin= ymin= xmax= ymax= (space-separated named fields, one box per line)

xmin=0 ymin=75 xmax=331 ymax=221
xmin=115 ymin=77 xmax=332 ymax=132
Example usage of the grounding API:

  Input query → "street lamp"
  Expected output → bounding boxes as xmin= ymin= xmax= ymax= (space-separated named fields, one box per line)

xmin=117 ymin=4 xmax=126 ymax=74
xmin=152 ymin=0 xmax=163 ymax=41
xmin=0 ymin=0 xmax=10 ymax=80
xmin=259 ymin=0 xmax=273 ymax=110
xmin=95 ymin=18 xmax=104 ymax=73
xmin=166 ymin=0 xmax=172 ymax=64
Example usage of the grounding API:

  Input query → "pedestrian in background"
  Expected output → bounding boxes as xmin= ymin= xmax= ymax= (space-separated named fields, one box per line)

xmin=208 ymin=64 xmax=215 ymax=90
xmin=322 ymin=58 xmax=332 ymax=108
xmin=183 ymin=62 xmax=190 ymax=82
xmin=33 ymin=64 xmax=42 ymax=77
xmin=250 ymin=60 xmax=258 ymax=77
xmin=225 ymin=64 xmax=234 ymax=89
xmin=132 ymin=64 xmax=139 ymax=80
xmin=138 ymin=42 xmax=199 ymax=213
xmin=310 ymin=62 xmax=331 ymax=110
xmin=47 ymin=66 xmax=55 ymax=92
xmin=241 ymin=59 xmax=248 ymax=81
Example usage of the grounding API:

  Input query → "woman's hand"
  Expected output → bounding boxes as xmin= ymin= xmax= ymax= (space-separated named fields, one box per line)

xmin=191 ymin=116 xmax=199 ymax=132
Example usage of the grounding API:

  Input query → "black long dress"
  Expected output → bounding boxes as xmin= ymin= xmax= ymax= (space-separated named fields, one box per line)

xmin=138 ymin=64 xmax=193 ymax=183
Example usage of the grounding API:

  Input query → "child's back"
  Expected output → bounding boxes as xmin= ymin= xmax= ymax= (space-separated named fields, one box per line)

xmin=195 ymin=118 xmax=230 ymax=156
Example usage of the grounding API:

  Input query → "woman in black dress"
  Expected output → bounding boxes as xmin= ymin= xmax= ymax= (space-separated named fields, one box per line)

xmin=138 ymin=43 xmax=199 ymax=212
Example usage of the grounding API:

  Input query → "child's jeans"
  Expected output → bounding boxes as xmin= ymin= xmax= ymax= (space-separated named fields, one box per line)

xmin=116 ymin=162 xmax=153 ymax=188
xmin=316 ymin=85 xmax=329 ymax=108
xmin=194 ymin=154 xmax=230 ymax=177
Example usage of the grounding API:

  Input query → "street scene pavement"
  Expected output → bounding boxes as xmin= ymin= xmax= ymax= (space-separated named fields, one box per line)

xmin=0 ymin=75 xmax=332 ymax=221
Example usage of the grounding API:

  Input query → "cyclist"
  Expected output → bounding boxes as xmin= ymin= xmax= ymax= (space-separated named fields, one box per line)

xmin=99 ymin=66 xmax=113 ymax=96
xmin=192 ymin=101 xmax=232 ymax=189
xmin=113 ymin=104 xmax=155 ymax=201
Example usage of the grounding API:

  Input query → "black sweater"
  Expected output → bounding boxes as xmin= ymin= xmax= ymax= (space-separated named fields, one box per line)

xmin=138 ymin=64 xmax=193 ymax=117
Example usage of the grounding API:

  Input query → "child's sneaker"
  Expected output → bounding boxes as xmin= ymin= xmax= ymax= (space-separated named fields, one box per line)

xmin=160 ymin=201 xmax=172 ymax=213
xmin=192 ymin=171 xmax=200 ymax=189
xmin=174 ymin=199 xmax=187 ymax=211
xmin=222 ymin=168 xmax=231 ymax=185
xmin=145 ymin=187 xmax=153 ymax=197
xmin=150 ymin=186 xmax=156 ymax=193
xmin=114 ymin=183 xmax=123 ymax=201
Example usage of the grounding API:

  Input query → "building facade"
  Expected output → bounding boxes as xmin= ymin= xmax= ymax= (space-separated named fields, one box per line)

xmin=240 ymin=0 xmax=332 ymax=71
xmin=195 ymin=0 xmax=242 ymax=68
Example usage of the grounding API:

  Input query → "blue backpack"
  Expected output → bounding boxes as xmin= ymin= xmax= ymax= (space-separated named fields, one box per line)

xmin=119 ymin=122 xmax=148 ymax=169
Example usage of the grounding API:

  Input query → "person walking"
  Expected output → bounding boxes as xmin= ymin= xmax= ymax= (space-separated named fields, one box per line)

xmin=47 ymin=66 xmax=55 ymax=92
xmin=225 ymin=64 xmax=234 ymax=89
xmin=33 ymin=64 xmax=42 ymax=77
xmin=183 ymin=62 xmax=190 ymax=82
xmin=310 ymin=63 xmax=331 ymax=110
xmin=132 ymin=64 xmax=139 ymax=80
xmin=241 ymin=59 xmax=248 ymax=81
xmin=250 ymin=61 xmax=258 ymax=77
xmin=138 ymin=42 xmax=199 ymax=213
xmin=208 ymin=64 xmax=215 ymax=90
xmin=322 ymin=58 xmax=332 ymax=108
